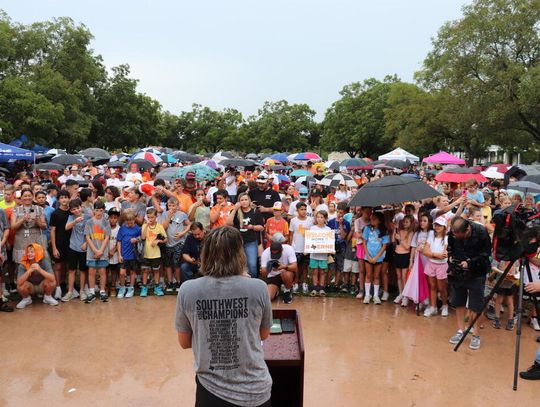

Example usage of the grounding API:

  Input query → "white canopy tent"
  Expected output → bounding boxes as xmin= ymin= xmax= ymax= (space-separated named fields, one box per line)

xmin=378 ymin=147 xmax=419 ymax=162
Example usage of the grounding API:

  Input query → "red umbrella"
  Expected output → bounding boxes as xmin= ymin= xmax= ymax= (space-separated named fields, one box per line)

xmin=435 ymin=167 xmax=488 ymax=183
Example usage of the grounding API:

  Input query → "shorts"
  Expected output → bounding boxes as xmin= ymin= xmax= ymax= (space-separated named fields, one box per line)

xmin=295 ymin=253 xmax=310 ymax=266
xmin=121 ymin=259 xmax=139 ymax=271
xmin=393 ymin=253 xmax=411 ymax=269
xmin=309 ymin=259 xmax=328 ymax=269
xmin=266 ymin=273 xmax=284 ymax=287
xmin=108 ymin=263 xmax=120 ymax=272
xmin=330 ymin=252 xmax=345 ymax=272
xmin=142 ymin=257 xmax=161 ymax=271
xmin=86 ymin=259 xmax=109 ymax=268
xmin=29 ymin=281 xmax=46 ymax=295
xmin=163 ymin=243 xmax=183 ymax=268
xmin=450 ymin=275 xmax=486 ymax=313
xmin=424 ymin=261 xmax=448 ymax=280
xmin=67 ymin=249 xmax=88 ymax=272
xmin=384 ymin=244 xmax=394 ymax=264
xmin=343 ymin=259 xmax=359 ymax=273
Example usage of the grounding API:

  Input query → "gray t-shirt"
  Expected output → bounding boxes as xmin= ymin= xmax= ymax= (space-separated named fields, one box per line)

xmin=16 ymin=259 xmax=53 ymax=285
xmin=68 ymin=213 xmax=92 ymax=252
xmin=175 ymin=276 xmax=272 ymax=407
xmin=160 ymin=210 xmax=188 ymax=247
xmin=0 ymin=209 xmax=9 ymax=258
xmin=121 ymin=200 xmax=146 ymax=219
xmin=84 ymin=217 xmax=111 ymax=260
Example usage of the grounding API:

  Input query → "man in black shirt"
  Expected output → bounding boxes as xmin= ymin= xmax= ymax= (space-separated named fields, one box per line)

xmin=181 ymin=222 xmax=206 ymax=282
xmin=447 ymin=216 xmax=491 ymax=350
xmin=248 ymin=174 xmax=280 ymax=221
xmin=50 ymin=190 xmax=72 ymax=299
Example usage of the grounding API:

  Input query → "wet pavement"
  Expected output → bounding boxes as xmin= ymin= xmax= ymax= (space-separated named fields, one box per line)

xmin=1 ymin=295 xmax=538 ymax=406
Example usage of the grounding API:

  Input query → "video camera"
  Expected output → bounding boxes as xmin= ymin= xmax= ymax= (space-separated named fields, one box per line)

xmin=492 ymin=204 xmax=540 ymax=261
xmin=447 ymin=259 xmax=471 ymax=282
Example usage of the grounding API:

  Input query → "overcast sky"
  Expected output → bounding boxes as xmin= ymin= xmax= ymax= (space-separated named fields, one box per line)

xmin=4 ymin=0 xmax=466 ymax=119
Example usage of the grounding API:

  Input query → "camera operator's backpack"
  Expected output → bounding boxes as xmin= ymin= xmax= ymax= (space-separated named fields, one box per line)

xmin=492 ymin=204 xmax=540 ymax=261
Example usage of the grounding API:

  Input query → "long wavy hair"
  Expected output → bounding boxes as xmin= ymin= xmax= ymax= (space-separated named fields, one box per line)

xmin=200 ymin=226 xmax=247 ymax=278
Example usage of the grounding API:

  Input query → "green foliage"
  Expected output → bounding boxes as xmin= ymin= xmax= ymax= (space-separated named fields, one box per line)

xmin=321 ymin=77 xmax=398 ymax=158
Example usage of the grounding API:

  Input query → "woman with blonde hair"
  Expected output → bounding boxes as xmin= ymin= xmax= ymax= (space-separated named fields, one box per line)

xmin=175 ymin=227 xmax=272 ymax=407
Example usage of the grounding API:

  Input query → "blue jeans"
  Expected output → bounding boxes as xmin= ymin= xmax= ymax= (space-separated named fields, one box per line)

xmin=181 ymin=262 xmax=199 ymax=282
xmin=244 ymin=241 xmax=258 ymax=278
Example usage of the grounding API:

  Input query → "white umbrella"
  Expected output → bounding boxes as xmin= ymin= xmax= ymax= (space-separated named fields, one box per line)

xmin=319 ymin=173 xmax=357 ymax=188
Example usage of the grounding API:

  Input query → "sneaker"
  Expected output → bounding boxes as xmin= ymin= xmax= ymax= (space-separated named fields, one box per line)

xmin=394 ymin=294 xmax=403 ymax=304
xmin=126 ymin=287 xmax=135 ymax=298
xmin=100 ymin=291 xmax=109 ymax=302
xmin=340 ymin=284 xmax=349 ymax=293
xmin=140 ymin=286 xmax=148 ymax=297
xmin=154 ymin=286 xmax=165 ymax=296
xmin=310 ymin=288 xmax=317 ymax=297
xmin=43 ymin=295 xmax=59 ymax=306
xmin=61 ymin=292 xmax=74 ymax=302
xmin=492 ymin=318 xmax=501 ymax=329
xmin=109 ymin=287 xmax=117 ymax=298
xmin=54 ymin=286 xmax=62 ymax=300
xmin=441 ymin=305 xmax=449 ymax=317
xmin=117 ymin=287 xmax=126 ymax=299
xmin=349 ymin=286 xmax=357 ymax=295
xmin=520 ymin=362 xmax=540 ymax=380
xmin=175 ymin=282 xmax=181 ymax=292
xmin=292 ymin=283 xmax=299 ymax=294
xmin=469 ymin=335 xmax=481 ymax=350
xmin=85 ymin=293 xmax=96 ymax=303
xmin=401 ymin=297 xmax=409 ymax=307
xmin=449 ymin=330 xmax=464 ymax=345
xmin=319 ymin=289 xmax=326 ymax=297
xmin=16 ymin=297 xmax=32 ymax=309
xmin=363 ymin=295 xmax=372 ymax=304
xmin=356 ymin=290 xmax=364 ymax=300
xmin=80 ymin=291 xmax=88 ymax=302
xmin=381 ymin=291 xmax=390 ymax=301
xmin=506 ymin=319 xmax=515 ymax=331
xmin=424 ymin=306 xmax=438 ymax=317
xmin=283 ymin=291 xmax=293 ymax=304
xmin=72 ymin=288 xmax=80 ymax=299
xmin=165 ymin=282 xmax=174 ymax=293
xmin=301 ymin=283 xmax=309 ymax=294
xmin=373 ymin=296 xmax=381 ymax=305
xmin=531 ymin=318 xmax=540 ymax=331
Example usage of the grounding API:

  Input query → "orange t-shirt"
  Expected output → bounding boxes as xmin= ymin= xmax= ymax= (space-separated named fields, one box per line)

xmin=265 ymin=216 xmax=289 ymax=247
xmin=174 ymin=192 xmax=194 ymax=214
xmin=210 ymin=202 xmax=234 ymax=229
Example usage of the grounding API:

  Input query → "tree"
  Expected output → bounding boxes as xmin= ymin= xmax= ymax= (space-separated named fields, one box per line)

xmin=418 ymin=0 xmax=540 ymax=149
xmin=321 ymin=77 xmax=398 ymax=158
xmin=241 ymin=100 xmax=317 ymax=153
xmin=92 ymin=64 xmax=163 ymax=150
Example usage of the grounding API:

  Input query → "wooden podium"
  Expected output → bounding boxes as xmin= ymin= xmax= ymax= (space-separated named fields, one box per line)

xmin=263 ymin=309 xmax=305 ymax=407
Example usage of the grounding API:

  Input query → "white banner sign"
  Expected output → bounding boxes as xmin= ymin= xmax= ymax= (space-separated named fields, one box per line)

xmin=304 ymin=230 xmax=335 ymax=254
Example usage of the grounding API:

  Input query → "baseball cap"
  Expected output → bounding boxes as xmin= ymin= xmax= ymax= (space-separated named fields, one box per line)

xmin=257 ymin=174 xmax=268 ymax=183
xmin=271 ymin=232 xmax=286 ymax=243
xmin=270 ymin=241 xmax=283 ymax=259
xmin=434 ymin=216 xmax=447 ymax=227
xmin=299 ymin=187 xmax=309 ymax=197
xmin=273 ymin=201 xmax=283 ymax=211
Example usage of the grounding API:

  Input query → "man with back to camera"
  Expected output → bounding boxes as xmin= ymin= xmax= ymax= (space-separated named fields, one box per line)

xmin=447 ymin=216 xmax=491 ymax=350
xmin=260 ymin=233 xmax=297 ymax=304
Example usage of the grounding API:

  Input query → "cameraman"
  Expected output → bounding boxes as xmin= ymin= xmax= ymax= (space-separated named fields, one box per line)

xmin=520 ymin=280 xmax=540 ymax=380
xmin=447 ymin=216 xmax=491 ymax=350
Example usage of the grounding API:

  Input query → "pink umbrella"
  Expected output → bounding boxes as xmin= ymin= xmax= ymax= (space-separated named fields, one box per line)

xmin=422 ymin=151 xmax=465 ymax=165
xmin=294 ymin=152 xmax=321 ymax=161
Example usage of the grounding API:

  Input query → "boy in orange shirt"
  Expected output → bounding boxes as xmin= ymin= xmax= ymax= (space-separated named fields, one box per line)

xmin=265 ymin=202 xmax=289 ymax=247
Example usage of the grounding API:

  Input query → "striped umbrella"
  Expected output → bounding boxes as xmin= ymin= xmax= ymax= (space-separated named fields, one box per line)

xmin=131 ymin=151 xmax=163 ymax=165
xmin=319 ymin=173 xmax=357 ymax=188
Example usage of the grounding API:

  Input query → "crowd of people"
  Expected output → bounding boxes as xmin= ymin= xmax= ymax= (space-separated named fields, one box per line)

xmin=1 ymin=157 xmax=540 ymax=379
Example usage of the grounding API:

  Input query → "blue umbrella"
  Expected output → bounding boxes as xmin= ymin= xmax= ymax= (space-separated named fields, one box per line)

xmin=174 ymin=164 xmax=220 ymax=182
xmin=290 ymin=169 xmax=312 ymax=177
xmin=270 ymin=153 xmax=289 ymax=163
xmin=161 ymin=154 xmax=178 ymax=164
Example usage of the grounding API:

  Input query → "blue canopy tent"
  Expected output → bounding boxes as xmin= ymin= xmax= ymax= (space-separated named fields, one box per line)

xmin=0 ymin=142 xmax=35 ymax=161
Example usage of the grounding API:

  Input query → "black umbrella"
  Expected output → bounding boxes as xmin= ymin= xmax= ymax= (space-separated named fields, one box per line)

xmin=173 ymin=151 xmax=202 ymax=162
xmin=245 ymin=153 xmax=259 ymax=160
xmin=521 ymin=175 xmax=540 ymax=185
xmin=155 ymin=167 xmax=179 ymax=181
xmin=349 ymin=176 xmax=440 ymax=207
xmin=385 ymin=159 xmax=412 ymax=169
xmin=51 ymin=154 xmax=85 ymax=166
xmin=504 ymin=165 xmax=527 ymax=187
xmin=80 ymin=148 xmax=111 ymax=160
xmin=328 ymin=161 xmax=341 ymax=170
xmin=220 ymin=158 xmax=257 ymax=167
xmin=159 ymin=147 xmax=174 ymax=155
xmin=507 ymin=181 xmax=540 ymax=194
xmin=35 ymin=153 xmax=55 ymax=163
xmin=107 ymin=161 xmax=125 ymax=168
xmin=34 ymin=162 xmax=65 ymax=171
xmin=128 ymin=159 xmax=155 ymax=171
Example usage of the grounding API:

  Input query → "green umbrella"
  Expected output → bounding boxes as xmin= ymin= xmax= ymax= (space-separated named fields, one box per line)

xmin=290 ymin=169 xmax=312 ymax=177
xmin=174 ymin=164 xmax=220 ymax=182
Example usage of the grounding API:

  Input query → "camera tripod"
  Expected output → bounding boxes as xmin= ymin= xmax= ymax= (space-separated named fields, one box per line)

xmin=453 ymin=255 xmax=540 ymax=390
